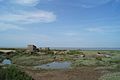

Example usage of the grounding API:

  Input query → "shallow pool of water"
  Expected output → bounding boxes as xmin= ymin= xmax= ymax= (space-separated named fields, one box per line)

xmin=34 ymin=61 xmax=72 ymax=69
xmin=2 ymin=59 xmax=12 ymax=65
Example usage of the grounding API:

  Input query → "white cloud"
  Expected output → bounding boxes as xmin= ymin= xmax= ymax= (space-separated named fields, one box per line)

xmin=64 ymin=32 xmax=78 ymax=36
xmin=81 ymin=4 xmax=94 ymax=8
xmin=79 ymin=0 xmax=112 ymax=8
xmin=0 ymin=23 xmax=24 ymax=31
xmin=86 ymin=26 xmax=120 ymax=33
xmin=86 ymin=27 xmax=104 ymax=32
xmin=0 ymin=10 xmax=56 ymax=24
xmin=12 ymin=0 xmax=40 ymax=6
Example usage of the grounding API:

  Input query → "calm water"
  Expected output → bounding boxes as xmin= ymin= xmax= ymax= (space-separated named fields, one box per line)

xmin=50 ymin=47 xmax=120 ymax=50
xmin=2 ymin=59 xmax=12 ymax=65
xmin=35 ymin=61 xmax=72 ymax=69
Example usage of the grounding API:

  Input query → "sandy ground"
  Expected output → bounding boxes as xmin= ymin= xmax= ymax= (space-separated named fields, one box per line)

xmin=25 ymin=67 xmax=104 ymax=80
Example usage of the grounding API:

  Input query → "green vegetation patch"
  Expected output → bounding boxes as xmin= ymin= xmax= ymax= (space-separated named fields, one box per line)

xmin=67 ymin=50 xmax=83 ymax=55
xmin=0 ymin=65 xmax=33 ymax=80
xmin=109 ymin=56 xmax=120 ymax=64
xmin=99 ymin=72 xmax=120 ymax=80
xmin=73 ymin=59 xmax=97 ymax=66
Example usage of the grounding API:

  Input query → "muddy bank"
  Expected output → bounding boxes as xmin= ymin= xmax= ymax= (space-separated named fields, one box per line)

xmin=25 ymin=67 xmax=104 ymax=80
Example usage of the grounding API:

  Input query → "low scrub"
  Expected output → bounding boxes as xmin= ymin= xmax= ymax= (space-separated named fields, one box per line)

xmin=99 ymin=72 xmax=120 ymax=80
xmin=73 ymin=59 xmax=98 ymax=66
xmin=109 ymin=56 xmax=120 ymax=64
xmin=0 ymin=55 xmax=5 ymax=63
xmin=0 ymin=65 xmax=33 ymax=80
xmin=67 ymin=50 xmax=83 ymax=55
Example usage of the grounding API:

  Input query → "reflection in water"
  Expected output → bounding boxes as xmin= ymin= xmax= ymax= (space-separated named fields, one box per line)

xmin=35 ymin=61 xmax=72 ymax=69
xmin=2 ymin=59 xmax=12 ymax=65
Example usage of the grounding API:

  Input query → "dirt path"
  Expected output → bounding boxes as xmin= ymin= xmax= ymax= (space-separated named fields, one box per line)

xmin=25 ymin=67 xmax=104 ymax=80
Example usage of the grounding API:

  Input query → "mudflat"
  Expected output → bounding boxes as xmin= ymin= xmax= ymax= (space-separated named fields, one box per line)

xmin=25 ymin=67 xmax=104 ymax=80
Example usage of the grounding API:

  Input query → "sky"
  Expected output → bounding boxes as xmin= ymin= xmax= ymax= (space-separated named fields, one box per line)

xmin=0 ymin=0 xmax=120 ymax=48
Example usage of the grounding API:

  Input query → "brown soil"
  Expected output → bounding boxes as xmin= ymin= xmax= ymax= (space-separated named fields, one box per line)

xmin=25 ymin=67 xmax=104 ymax=80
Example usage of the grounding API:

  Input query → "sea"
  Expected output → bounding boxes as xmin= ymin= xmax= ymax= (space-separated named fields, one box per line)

xmin=50 ymin=47 xmax=120 ymax=50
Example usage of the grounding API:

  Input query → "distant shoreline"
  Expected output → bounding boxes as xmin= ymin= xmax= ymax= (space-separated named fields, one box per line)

xmin=50 ymin=47 xmax=120 ymax=50
xmin=0 ymin=47 xmax=120 ymax=50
